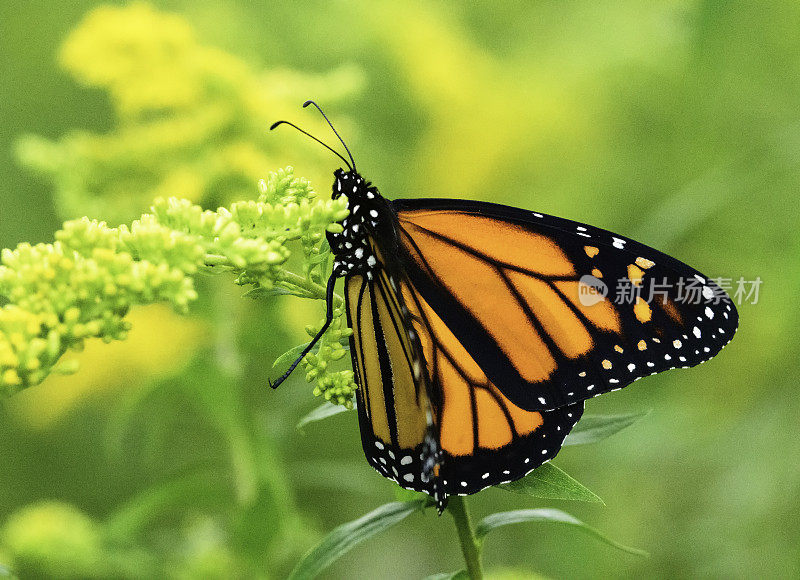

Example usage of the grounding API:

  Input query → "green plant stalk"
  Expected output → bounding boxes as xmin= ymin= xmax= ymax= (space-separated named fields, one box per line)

xmin=212 ymin=277 xmax=258 ymax=505
xmin=448 ymin=495 xmax=484 ymax=580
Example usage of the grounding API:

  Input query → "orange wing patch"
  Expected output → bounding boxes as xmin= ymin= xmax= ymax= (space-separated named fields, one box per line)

xmin=507 ymin=271 xmax=593 ymax=359
xmin=348 ymin=278 xmax=391 ymax=442
xmin=348 ymin=275 xmax=428 ymax=449
xmin=634 ymin=296 xmax=652 ymax=323
xmin=627 ymin=264 xmax=645 ymax=286
xmin=400 ymin=211 xmax=575 ymax=277
xmin=404 ymin=284 xmax=545 ymax=456
xmin=659 ymin=297 xmax=684 ymax=325
xmin=401 ymin=223 xmax=557 ymax=383
xmin=398 ymin=214 xmax=628 ymax=387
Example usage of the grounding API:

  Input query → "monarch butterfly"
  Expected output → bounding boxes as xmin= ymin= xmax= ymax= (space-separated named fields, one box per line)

xmin=271 ymin=102 xmax=738 ymax=513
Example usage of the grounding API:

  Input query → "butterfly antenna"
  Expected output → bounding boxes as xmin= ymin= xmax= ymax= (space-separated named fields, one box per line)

xmin=269 ymin=120 xmax=352 ymax=171
xmin=303 ymin=100 xmax=357 ymax=172
xmin=269 ymin=272 xmax=338 ymax=390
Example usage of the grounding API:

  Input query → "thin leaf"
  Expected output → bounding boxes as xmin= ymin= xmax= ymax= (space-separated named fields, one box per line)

xmin=498 ymin=463 xmax=603 ymax=503
xmin=393 ymin=486 xmax=428 ymax=503
xmin=296 ymin=402 xmax=351 ymax=431
xmin=289 ymin=500 xmax=426 ymax=580
xmin=476 ymin=508 xmax=648 ymax=557
xmin=423 ymin=571 xmax=468 ymax=580
xmin=563 ymin=411 xmax=650 ymax=446
xmin=272 ymin=342 xmax=311 ymax=369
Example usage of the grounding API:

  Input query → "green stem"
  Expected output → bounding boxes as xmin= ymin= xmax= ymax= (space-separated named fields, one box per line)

xmin=201 ymin=255 xmax=345 ymax=308
xmin=278 ymin=270 xmax=344 ymax=306
xmin=448 ymin=496 xmax=484 ymax=580
xmin=212 ymin=277 xmax=258 ymax=505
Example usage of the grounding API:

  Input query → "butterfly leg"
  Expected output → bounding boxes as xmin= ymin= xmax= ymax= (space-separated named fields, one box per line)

xmin=269 ymin=272 xmax=338 ymax=389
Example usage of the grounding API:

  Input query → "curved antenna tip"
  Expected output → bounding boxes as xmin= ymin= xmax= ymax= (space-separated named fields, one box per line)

xmin=301 ymin=100 xmax=357 ymax=171
xmin=268 ymin=119 xmax=352 ymax=170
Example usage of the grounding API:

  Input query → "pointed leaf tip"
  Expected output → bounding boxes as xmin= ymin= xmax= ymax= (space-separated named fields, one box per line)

xmin=296 ymin=401 xmax=351 ymax=431
xmin=564 ymin=411 xmax=650 ymax=446
xmin=272 ymin=342 xmax=311 ymax=370
xmin=289 ymin=500 xmax=425 ymax=580
xmin=497 ymin=463 xmax=603 ymax=504
xmin=476 ymin=508 xmax=648 ymax=558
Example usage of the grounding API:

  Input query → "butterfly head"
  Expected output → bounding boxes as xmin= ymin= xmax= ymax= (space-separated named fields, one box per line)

xmin=332 ymin=168 xmax=379 ymax=201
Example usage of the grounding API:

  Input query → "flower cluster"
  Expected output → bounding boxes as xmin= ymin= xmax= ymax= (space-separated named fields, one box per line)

xmin=302 ymin=306 xmax=355 ymax=408
xmin=7 ymin=3 xmax=363 ymax=403
xmin=0 ymin=168 xmax=357 ymax=405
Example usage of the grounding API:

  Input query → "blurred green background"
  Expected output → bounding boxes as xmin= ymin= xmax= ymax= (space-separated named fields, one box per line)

xmin=1 ymin=1 xmax=798 ymax=578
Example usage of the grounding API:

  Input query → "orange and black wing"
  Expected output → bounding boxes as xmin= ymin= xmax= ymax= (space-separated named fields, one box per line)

xmin=392 ymin=198 xmax=738 ymax=412
xmin=346 ymin=247 xmax=583 ymax=507
xmin=345 ymin=263 xmax=445 ymax=504
xmin=397 ymin=272 xmax=584 ymax=495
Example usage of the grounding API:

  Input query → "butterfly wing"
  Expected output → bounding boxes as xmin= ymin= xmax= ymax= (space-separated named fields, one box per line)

xmin=397 ymin=272 xmax=584 ymax=494
xmin=345 ymin=271 xmax=435 ymax=495
xmin=346 ymin=241 xmax=583 ymax=508
xmin=392 ymin=198 xmax=739 ymax=412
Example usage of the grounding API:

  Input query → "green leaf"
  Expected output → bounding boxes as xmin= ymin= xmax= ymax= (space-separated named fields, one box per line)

xmin=498 ymin=463 xmax=603 ymax=503
xmin=296 ymin=402 xmax=351 ymax=431
xmin=563 ymin=411 xmax=650 ymax=446
xmin=423 ymin=571 xmax=468 ymax=580
xmin=393 ymin=486 xmax=428 ymax=503
xmin=476 ymin=508 xmax=648 ymax=557
xmin=272 ymin=342 xmax=311 ymax=370
xmin=289 ymin=500 xmax=426 ymax=580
